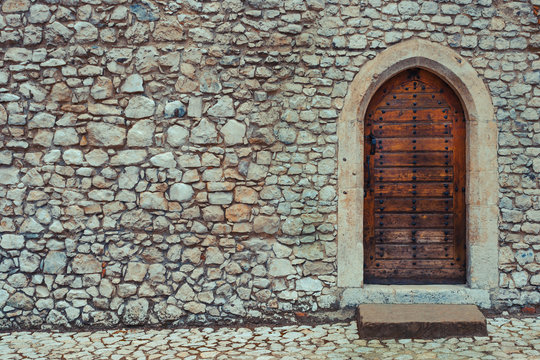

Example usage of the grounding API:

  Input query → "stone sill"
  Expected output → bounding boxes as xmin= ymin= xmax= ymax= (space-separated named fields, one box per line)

xmin=340 ymin=285 xmax=491 ymax=309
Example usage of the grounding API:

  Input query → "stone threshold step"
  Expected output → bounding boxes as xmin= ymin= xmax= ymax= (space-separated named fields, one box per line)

xmin=356 ymin=304 xmax=487 ymax=339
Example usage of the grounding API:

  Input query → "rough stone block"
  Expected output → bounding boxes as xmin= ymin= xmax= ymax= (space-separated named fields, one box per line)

xmin=357 ymin=304 xmax=487 ymax=339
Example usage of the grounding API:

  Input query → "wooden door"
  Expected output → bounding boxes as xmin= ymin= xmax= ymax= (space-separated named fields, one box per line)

xmin=363 ymin=68 xmax=466 ymax=284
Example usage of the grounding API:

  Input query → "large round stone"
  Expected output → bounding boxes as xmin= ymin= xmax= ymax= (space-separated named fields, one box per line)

xmin=169 ymin=183 xmax=194 ymax=202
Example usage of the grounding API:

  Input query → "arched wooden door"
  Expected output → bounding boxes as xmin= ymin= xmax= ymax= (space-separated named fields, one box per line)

xmin=363 ymin=68 xmax=466 ymax=284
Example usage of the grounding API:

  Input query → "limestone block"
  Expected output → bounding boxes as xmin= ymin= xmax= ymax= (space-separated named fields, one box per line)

xmin=268 ymin=258 xmax=295 ymax=277
xmin=28 ymin=4 xmax=51 ymax=23
xmin=253 ymin=215 xmax=280 ymax=234
xmin=88 ymin=103 xmax=122 ymax=116
xmin=72 ymin=254 xmax=101 ymax=274
xmin=199 ymin=70 xmax=222 ymax=93
xmin=90 ymin=77 xmax=114 ymax=100
xmin=153 ymin=17 xmax=184 ymax=41
xmin=43 ymin=251 xmax=67 ymax=274
xmin=296 ymin=278 xmax=323 ymax=292
xmin=294 ymin=243 xmax=325 ymax=260
xmin=150 ymin=152 xmax=176 ymax=168
xmin=169 ymin=183 xmax=194 ymax=202
xmin=2 ymin=0 xmax=30 ymax=13
xmin=121 ymin=74 xmax=144 ymax=93
xmin=125 ymin=96 xmax=155 ymax=118
xmin=208 ymin=192 xmax=233 ymax=205
xmin=110 ymin=150 xmax=147 ymax=166
xmin=62 ymin=149 xmax=84 ymax=165
xmin=127 ymin=120 xmax=155 ymax=147
xmin=0 ymin=167 xmax=20 ymax=185
xmin=125 ymin=262 xmax=149 ymax=282
xmin=53 ymin=128 xmax=79 ymax=146
xmin=205 ymin=247 xmax=225 ymax=265
xmin=4 ymin=48 xmax=32 ymax=63
xmin=190 ymin=119 xmax=217 ymax=144
xmin=74 ymin=21 xmax=98 ymax=42
xmin=282 ymin=217 xmax=303 ymax=236
xmin=85 ymin=149 xmax=109 ymax=167
xmin=28 ymin=112 xmax=55 ymax=129
xmin=247 ymin=163 xmax=268 ymax=180
xmin=140 ymin=192 xmax=168 ymax=210
xmin=123 ymin=299 xmax=149 ymax=325
xmin=166 ymin=125 xmax=189 ymax=147
xmin=7 ymin=293 xmax=33 ymax=310
xmin=220 ymin=120 xmax=246 ymax=145
xmin=1 ymin=234 xmax=24 ymax=249
xmin=225 ymin=204 xmax=251 ymax=222
xmin=188 ymin=97 xmax=203 ymax=117
xmin=87 ymin=122 xmax=126 ymax=147
xmin=234 ymin=186 xmax=258 ymax=204
xmin=208 ymin=96 xmax=235 ymax=118
xmin=19 ymin=250 xmax=40 ymax=273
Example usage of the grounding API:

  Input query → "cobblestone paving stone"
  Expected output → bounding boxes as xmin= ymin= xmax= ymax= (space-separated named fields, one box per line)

xmin=0 ymin=317 xmax=539 ymax=360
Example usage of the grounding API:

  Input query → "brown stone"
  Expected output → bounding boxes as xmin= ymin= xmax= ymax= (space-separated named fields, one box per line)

xmin=50 ymin=82 xmax=72 ymax=102
xmin=153 ymin=17 xmax=184 ymax=41
xmin=225 ymin=204 xmax=251 ymax=222
xmin=2 ymin=0 xmax=30 ymax=13
xmin=90 ymin=76 xmax=114 ymax=100
xmin=72 ymin=254 xmax=101 ymax=274
xmin=253 ymin=215 xmax=279 ymax=234
xmin=61 ymin=104 xmax=86 ymax=113
xmin=0 ymin=105 xmax=7 ymax=125
xmin=356 ymin=304 xmax=487 ymax=339
xmin=234 ymin=186 xmax=258 ymax=204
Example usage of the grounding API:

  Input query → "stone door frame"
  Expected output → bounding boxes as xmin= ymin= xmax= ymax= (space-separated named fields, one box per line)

xmin=337 ymin=39 xmax=498 ymax=298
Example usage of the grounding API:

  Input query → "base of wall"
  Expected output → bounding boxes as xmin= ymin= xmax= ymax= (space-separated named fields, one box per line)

xmin=340 ymin=285 xmax=492 ymax=309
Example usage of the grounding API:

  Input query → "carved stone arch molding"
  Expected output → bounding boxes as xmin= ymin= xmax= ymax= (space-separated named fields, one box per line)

xmin=337 ymin=39 xmax=498 ymax=306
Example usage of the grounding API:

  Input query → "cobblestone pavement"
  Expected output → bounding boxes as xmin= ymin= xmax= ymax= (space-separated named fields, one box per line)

xmin=0 ymin=316 xmax=539 ymax=359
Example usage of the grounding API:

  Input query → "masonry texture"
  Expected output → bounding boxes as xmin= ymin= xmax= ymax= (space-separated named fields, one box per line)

xmin=0 ymin=0 xmax=538 ymax=329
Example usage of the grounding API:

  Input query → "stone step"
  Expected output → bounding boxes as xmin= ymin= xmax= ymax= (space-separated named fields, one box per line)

xmin=356 ymin=304 xmax=487 ymax=339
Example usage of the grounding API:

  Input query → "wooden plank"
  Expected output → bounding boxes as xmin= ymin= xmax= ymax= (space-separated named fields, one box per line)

xmin=368 ymin=259 xmax=462 ymax=268
xmin=375 ymin=229 xmax=453 ymax=243
xmin=374 ymin=244 xmax=454 ymax=260
xmin=368 ymin=109 xmax=453 ymax=122
xmin=374 ymin=213 xmax=453 ymax=228
xmin=453 ymin=91 xmax=467 ymax=269
xmin=377 ymin=138 xmax=453 ymax=152
xmin=383 ymin=81 xmax=439 ymax=93
xmin=374 ymin=167 xmax=453 ymax=182
xmin=374 ymin=183 xmax=453 ymax=197
xmin=364 ymin=267 xmax=466 ymax=285
xmin=378 ymin=93 xmax=452 ymax=108
xmin=372 ymin=123 xmax=452 ymax=138
xmin=374 ymin=152 xmax=453 ymax=167
xmin=374 ymin=198 xmax=453 ymax=213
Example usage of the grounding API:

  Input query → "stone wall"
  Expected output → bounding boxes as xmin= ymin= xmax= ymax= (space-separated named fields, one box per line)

xmin=0 ymin=0 xmax=538 ymax=329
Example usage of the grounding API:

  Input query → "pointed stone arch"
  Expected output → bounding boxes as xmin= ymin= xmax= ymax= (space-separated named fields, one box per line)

xmin=337 ymin=39 xmax=498 ymax=300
